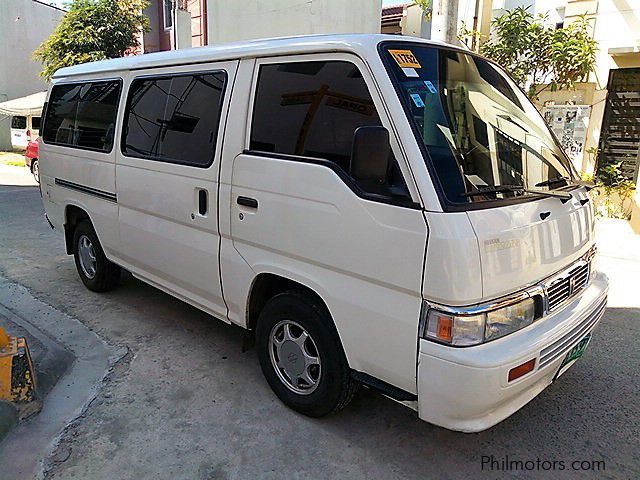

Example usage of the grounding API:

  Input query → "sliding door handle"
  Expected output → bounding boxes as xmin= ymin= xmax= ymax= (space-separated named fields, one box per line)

xmin=237 ymin=196 xmax=258 ymax=209
xmin=198 ymin=189 xmax=208 ymax=215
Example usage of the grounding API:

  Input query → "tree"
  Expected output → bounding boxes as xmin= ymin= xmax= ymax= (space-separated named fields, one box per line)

xmin=414 ymin=0 xmax=432 ymax=19
xmin=34 ymin=0 xmax=149 ymax=81
xmin=476 ymin=7 xmax=597 ymax=99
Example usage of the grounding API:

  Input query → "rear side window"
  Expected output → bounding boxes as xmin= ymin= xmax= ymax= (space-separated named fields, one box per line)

xmin=31 ymin=117 xmax=41 ymax=130
xmin=249 ymin=61 xmax=410 ymax=201
xmin=122 ymin=71 xmax=227 ymax=167
xmin=11 ymin=116 xmax=27 ymax=129
xmin=42 ymin=80 xmax=121 ymax=152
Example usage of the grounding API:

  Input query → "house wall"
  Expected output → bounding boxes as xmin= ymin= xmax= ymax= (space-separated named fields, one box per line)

xmin=206 ymin=0 xmax=382 ymax=45
xmin=563 ymin=0 xmax=640 ymax=174
xmin=0 ymin=0 xmax=64 ymax=150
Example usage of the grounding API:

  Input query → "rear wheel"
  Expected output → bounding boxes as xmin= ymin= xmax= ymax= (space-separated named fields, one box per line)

xmin=31 ymin=160 xmax=39 ymax=183
xmin=72 ymin=221 xmax=120 ymax=292
xmin=256 ymin=291 xmax=357 ymax=417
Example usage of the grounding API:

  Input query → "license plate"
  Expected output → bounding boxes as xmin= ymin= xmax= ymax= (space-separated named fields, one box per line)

xmin=554 ymin=333 xmax=592 ymax=381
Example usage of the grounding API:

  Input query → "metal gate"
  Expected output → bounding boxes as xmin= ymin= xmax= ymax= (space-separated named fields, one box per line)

xmin=598 ymin=68 xmax=640 ymax=182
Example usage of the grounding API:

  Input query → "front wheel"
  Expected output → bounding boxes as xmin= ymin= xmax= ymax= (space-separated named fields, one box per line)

xmin=256 ymin=291 xmax=357 ymax=417
xmin=72 ymin=221 xmax=121 ymax=292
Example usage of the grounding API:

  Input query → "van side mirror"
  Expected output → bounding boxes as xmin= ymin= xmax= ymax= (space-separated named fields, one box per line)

xmin=350 ymin=126 xmax=390 ymax=185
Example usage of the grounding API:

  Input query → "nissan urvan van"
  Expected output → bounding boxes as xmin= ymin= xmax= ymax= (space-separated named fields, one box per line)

xmin=39 ymin=35 xmax=608 ymax=432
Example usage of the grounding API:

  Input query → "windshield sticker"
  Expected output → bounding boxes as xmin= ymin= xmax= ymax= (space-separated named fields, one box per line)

xmin=389 ymin=49 xmax=422 ymax=69
xmin=424 ymin=81 xmax=438 ymax=94
xmin=410 ymin=94 xmax=425 ymax=108
xmin=402 ymin=68 xmax=420 ymax=78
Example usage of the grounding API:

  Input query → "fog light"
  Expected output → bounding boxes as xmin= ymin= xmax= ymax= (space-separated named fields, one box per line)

xmin=508 ymin=358 xmax=536 ymax=382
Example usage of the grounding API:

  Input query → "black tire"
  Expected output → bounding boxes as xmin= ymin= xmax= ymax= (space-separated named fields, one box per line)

xmin=256 ymin=290 xmax=357 ymax=417
xmin=72 ymin=221 xmax=121 ymax=292
xmin=31 ymin=159 xmax=39 ymax=183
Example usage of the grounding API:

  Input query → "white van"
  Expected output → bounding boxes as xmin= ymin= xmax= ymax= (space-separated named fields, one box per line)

xmin=39 ymin=35 xmax=608 ymax=432
xmin=11 ymin=114 xmax=41 ymax=150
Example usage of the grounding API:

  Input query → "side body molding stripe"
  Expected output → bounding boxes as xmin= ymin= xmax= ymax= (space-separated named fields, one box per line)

xmin=54 ymin=178 xmax=117 ymax=203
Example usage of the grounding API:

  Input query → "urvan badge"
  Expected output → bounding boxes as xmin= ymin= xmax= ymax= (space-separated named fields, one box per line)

xmin=484 ymin=238 xmax=521 ymax=252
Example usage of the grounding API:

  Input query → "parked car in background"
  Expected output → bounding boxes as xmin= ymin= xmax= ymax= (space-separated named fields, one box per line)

xmin=11 ymin=115 xmax=41 ymax=150
xmin=25 ymin=137 xmax=39 ymax=183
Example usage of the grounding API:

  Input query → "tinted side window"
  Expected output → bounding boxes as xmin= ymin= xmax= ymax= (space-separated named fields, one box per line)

xmin=42 ymin=80 xmax=121 ymax=152
xmin=75 ymin=82 xmax=121 ymax=151
xmin=122 ymin=72 xmax=226 ymax=167
xmin=32 ymin=117 xmax=41 ymax=130
xmin=11 ymin=116 xmax=27 ymax=129
xmin=250 ymin=61 xmax=410 ymax=200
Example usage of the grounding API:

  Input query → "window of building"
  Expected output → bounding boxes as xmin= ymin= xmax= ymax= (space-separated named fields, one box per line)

xmin=163 ymin=0 xmax=173 ymax=29
xmin=250 ymin=60 xmax=410 ymax=200
xmin=122 ymin=71 xmax=226 ymax=167
xmin=42 ymin=80 xmax=121 ymax=152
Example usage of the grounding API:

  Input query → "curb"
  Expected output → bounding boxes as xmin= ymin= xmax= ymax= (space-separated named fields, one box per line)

xmin=0 ymin=277 xmax=126 ymax=479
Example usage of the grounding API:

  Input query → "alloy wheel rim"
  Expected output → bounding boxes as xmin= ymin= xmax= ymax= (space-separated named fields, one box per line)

xmin=268 ymin=319 xmax=321 ymax=395
xmin=78 ymin=235 xmax=97 ymax=279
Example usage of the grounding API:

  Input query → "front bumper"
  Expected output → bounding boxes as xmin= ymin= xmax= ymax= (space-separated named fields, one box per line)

xmin=417 ymin=271 xmax=608 ymax=433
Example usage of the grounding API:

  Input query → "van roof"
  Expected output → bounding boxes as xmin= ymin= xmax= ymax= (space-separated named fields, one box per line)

xmin=53 ymin=34 xmax=458 ymax=79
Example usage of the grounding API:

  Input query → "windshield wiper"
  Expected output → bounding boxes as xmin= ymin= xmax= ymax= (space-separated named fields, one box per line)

xmin=536 ymin=176 xmax=596 ymax=191
xmin=462 ymin=184 xmax=573 ymax=201
xmin=535 ymin=176 xmax=570 ymax=188
xmin=461 ymin=185 xmax=525 ymax=197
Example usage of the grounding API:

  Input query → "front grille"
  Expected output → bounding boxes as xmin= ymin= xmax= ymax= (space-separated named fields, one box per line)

xmin=539 ymin=297 xmax=607 ymax=368
xmin=546 ymin=261 xmax=591 ymax=311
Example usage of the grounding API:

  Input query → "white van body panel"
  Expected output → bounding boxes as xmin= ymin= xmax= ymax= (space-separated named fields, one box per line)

xmin=224 ymin=52 xmax=427 ymax=392
xmin=422 ymin=211 xmax=483 ymax=305
xmin=113 ymin=61 xmax=238 ymax=320
xmin=230 ymin=153 xmax=426 ymax=392
xmin=467 ymin=188 xmax=595 ymax=301
xmin=418 ymin=270 xmax=607 ymax=432
xmin=39 ymin=79 xmax=120 ymax=256
xmin=217 ymin=59 xmax=257 ymax=326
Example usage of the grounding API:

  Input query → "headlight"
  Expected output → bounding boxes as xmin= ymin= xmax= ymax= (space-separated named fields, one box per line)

xmin=422 ymin=297 xmax=536 ymax=346
xmin=485 ymin=298 xmax=535 ymax=341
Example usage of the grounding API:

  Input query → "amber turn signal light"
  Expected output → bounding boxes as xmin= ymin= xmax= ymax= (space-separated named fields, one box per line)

xmin=508 ymin=358 xmax=536 ymax=382
xmin=436 ymin=315 xmax=453 ymax=343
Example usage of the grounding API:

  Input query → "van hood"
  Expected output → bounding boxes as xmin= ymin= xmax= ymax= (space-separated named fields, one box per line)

xmin=466 ymin=187 xmax=595 ymax=300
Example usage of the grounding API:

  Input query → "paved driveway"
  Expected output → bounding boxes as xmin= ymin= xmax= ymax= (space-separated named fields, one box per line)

xmin=0 ymin=166 xmax=638 ymax=479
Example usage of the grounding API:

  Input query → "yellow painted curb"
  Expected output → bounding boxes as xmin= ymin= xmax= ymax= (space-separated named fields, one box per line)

xmin=0 ymin=328 xmax=36 ymax=403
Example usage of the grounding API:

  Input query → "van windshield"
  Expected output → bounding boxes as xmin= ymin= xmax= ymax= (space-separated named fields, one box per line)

xmin=381 ymin=43 xmax=577 ymax=207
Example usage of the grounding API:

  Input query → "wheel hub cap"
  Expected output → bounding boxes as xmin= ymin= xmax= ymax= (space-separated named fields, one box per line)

xmin=78 ymin=235 xmax=97 ymax=279
xmin=280 ymin=341 xmax=305 ymax=378
xmin=269 ymin=320 xmax=321 ymax=395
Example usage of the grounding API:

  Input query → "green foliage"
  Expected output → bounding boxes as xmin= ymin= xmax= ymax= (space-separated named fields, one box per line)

xmin=414 ymin=0 xmax=432 ymax=20
xmin=477 ymin=7 xmax=597 ymax=99
xmin=585 ymin=158 xmax=637 ymax=219
xmin=34 ymin=0 xmax=149 ymax=81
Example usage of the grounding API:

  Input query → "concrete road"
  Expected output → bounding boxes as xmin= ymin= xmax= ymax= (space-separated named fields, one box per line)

xmin=0 ymin=166 xmax=638 ymax=479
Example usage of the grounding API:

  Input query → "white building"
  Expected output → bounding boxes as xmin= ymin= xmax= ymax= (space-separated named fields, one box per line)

xmin=0 ymin=0 xmax=65 ymax=150
xmin=492 ymin=0 xmax=567 ymax=26
xmin=206 ymin=0 xmax=383 ymax=45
